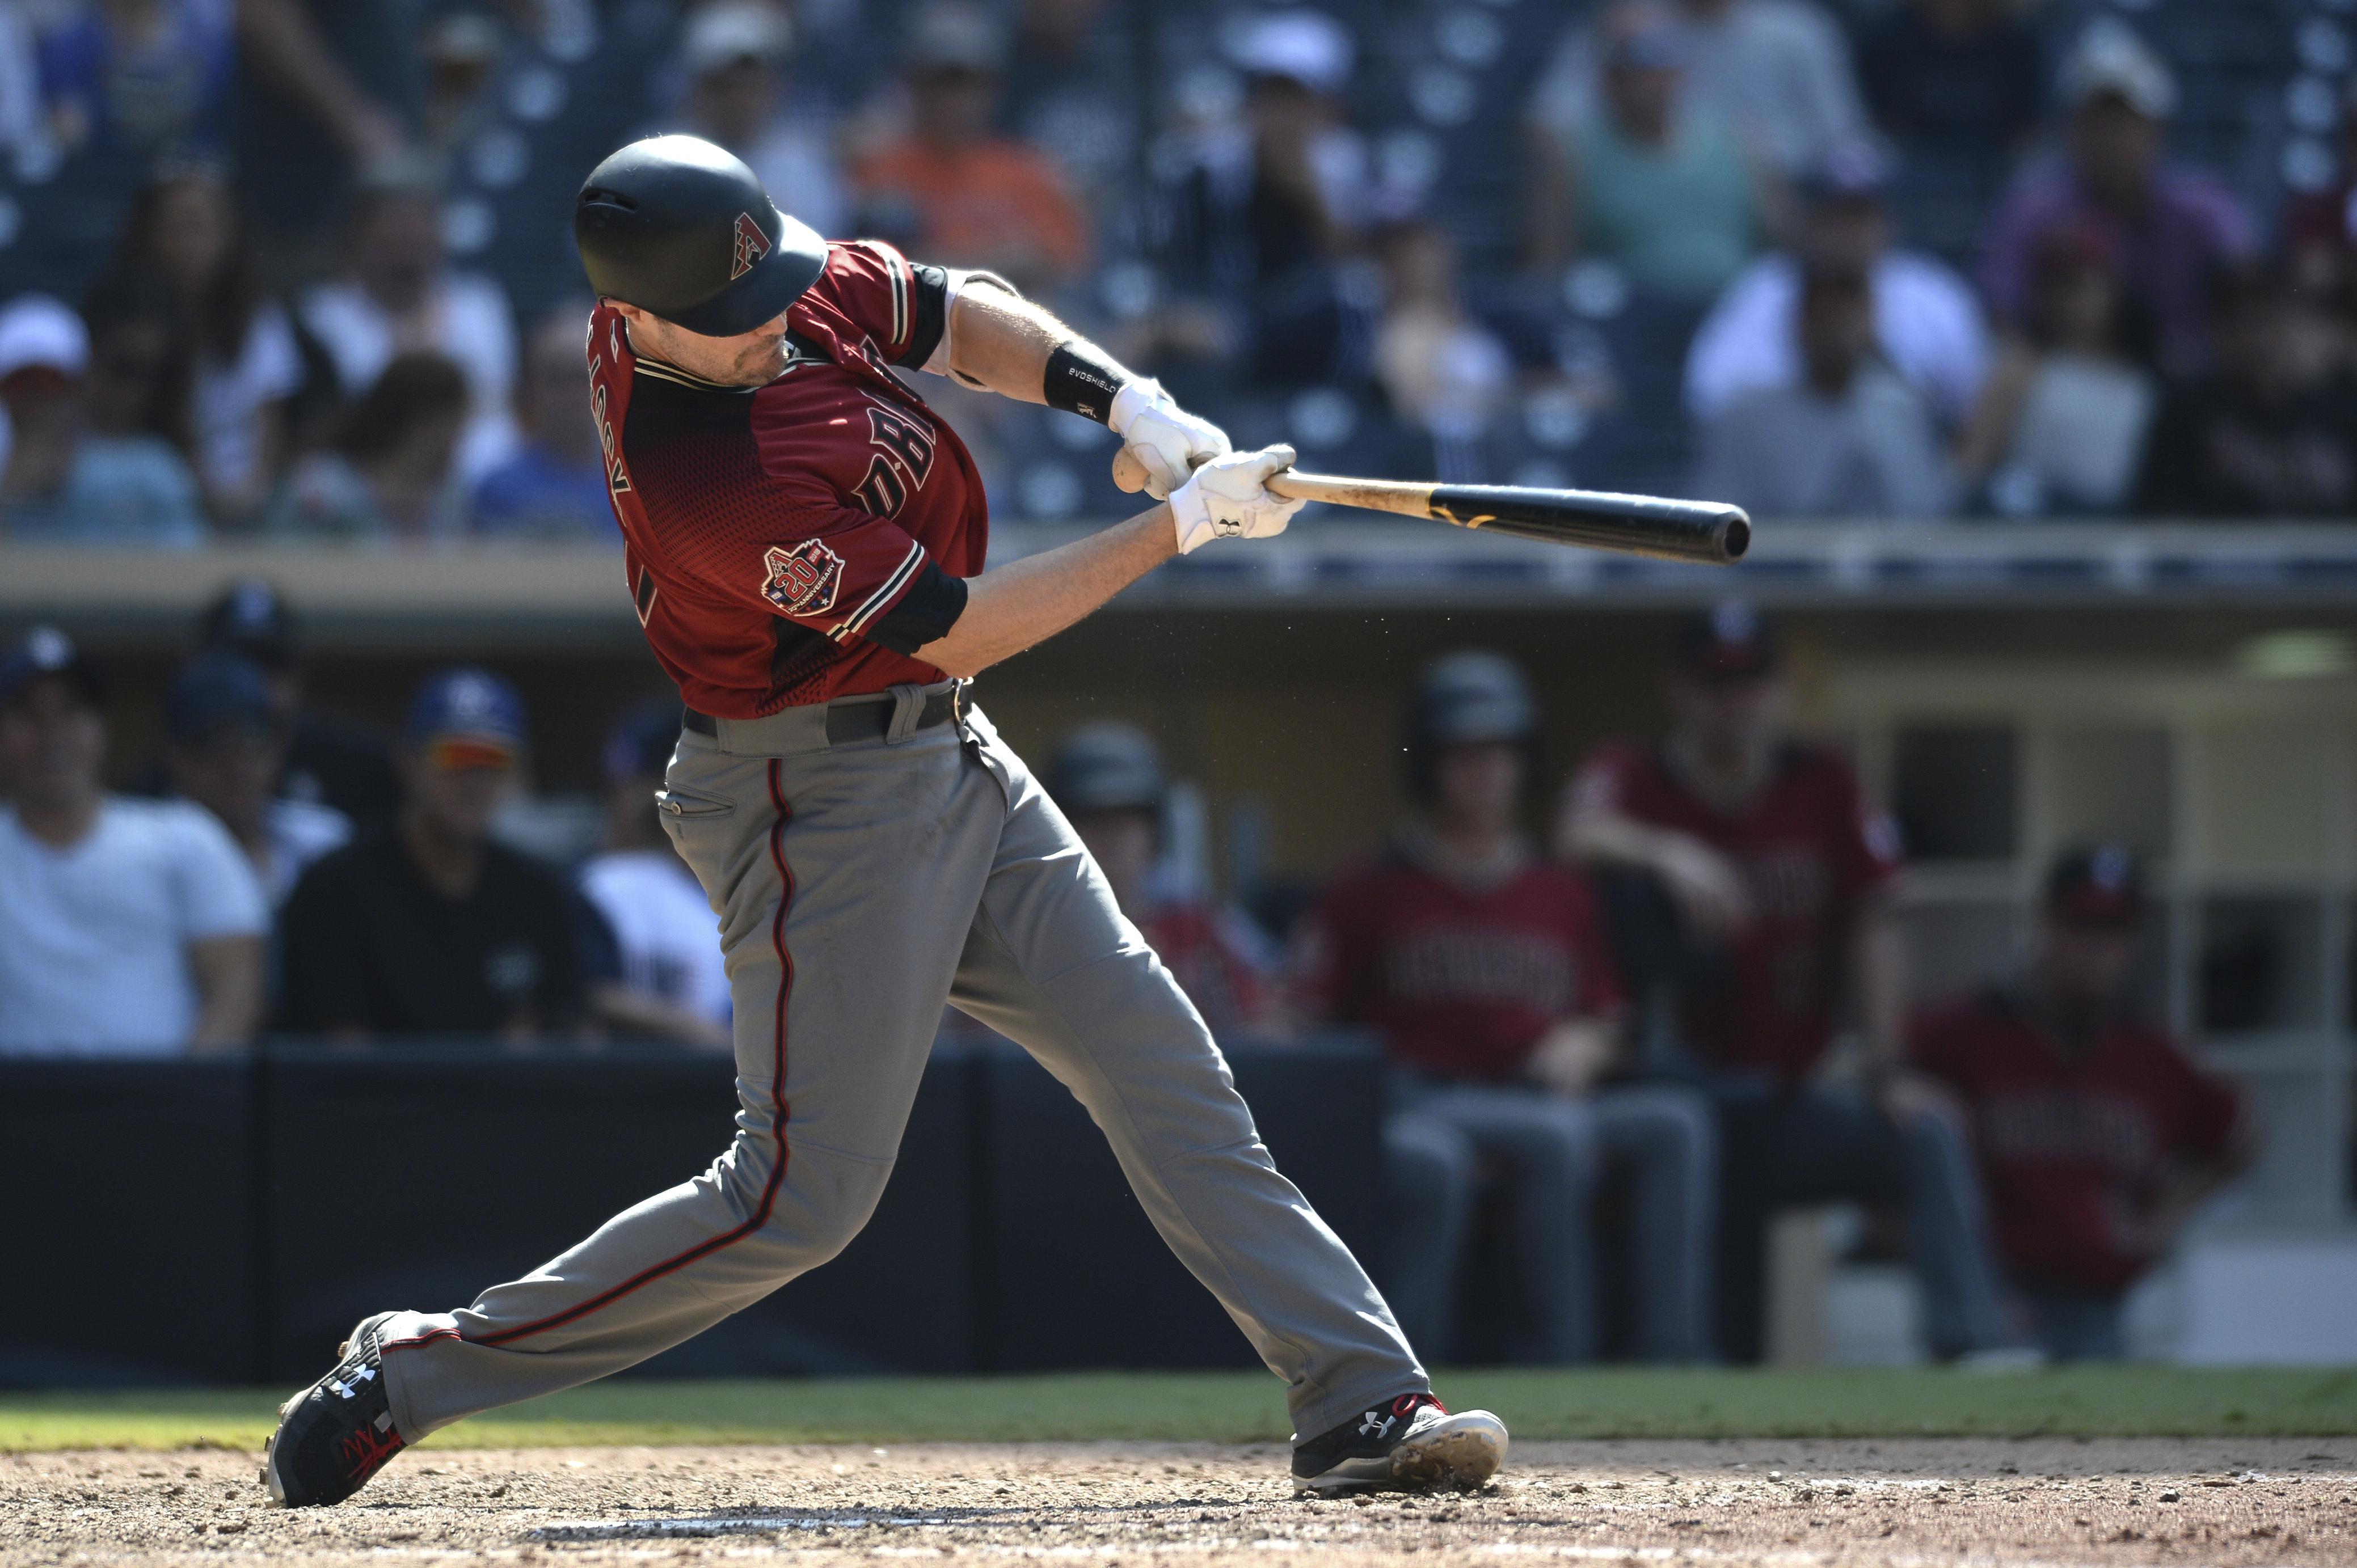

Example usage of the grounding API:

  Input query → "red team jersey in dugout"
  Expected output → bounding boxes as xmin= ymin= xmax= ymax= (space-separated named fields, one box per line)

xmin=1566 ymin=741 xmax=1902 ymax=1086
xmin=1911 ymin=988 xmax=2243 ymax=1294
xmin=1296 ymin=842 xmax=1625 ymax=1081
xmin=589 ymin=240 xmax=983 ymax=716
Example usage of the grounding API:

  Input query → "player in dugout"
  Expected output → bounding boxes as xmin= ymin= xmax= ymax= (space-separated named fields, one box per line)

xmin=1911 ymin=846 xmax=2255 ymax=1360
xmin=262 ymin=134 xmax=1505 ymax=1507
xmin=1295 ymin=653 xmax=1717 ymax=1364
xmin=1557 ymin=601 xmax=2022 ymax=1363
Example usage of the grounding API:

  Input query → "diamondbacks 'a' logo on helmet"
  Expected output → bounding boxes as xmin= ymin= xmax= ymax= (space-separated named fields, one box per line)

xmin=731 ymin=212 xmax=771 ymax=281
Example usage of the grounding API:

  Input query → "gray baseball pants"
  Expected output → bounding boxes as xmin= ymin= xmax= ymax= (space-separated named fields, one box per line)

xmin=374 ymin=685 xmax=1424 ymax=1440
xmin=1382 ymin=1080 xmax=1717 ymax=1363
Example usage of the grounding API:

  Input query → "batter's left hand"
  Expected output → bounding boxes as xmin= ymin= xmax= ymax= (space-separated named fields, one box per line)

xmin=1111 ymin=381 xmax=1230 ymax=500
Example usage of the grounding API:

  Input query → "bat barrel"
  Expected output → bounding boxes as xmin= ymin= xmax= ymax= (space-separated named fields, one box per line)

xmin=1428 ymin=484 xmax=1750 ymax=565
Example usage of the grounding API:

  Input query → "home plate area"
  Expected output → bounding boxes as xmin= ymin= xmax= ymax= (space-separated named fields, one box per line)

xmin=3 ymin=1438 xmax=2350 ymax=1566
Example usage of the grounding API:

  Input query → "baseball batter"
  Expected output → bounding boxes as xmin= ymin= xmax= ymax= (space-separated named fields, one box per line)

xmin=262 ymin=136 xmax=1504 ymax=1507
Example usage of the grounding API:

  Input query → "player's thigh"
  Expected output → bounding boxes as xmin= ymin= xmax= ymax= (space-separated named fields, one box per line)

xmin=669 ymin=727 xmax=997 ymax=1161
xmin=1590 ymin=1082 xmax=1717 ymax=1167
xmin=1405 ymin=1084 xmax=1601 ymax=1186
xmin=1763 ymin=1091 xmax=1907 ymax=1207
xmin=946 ymin=736 xmax=1259 ymax=1152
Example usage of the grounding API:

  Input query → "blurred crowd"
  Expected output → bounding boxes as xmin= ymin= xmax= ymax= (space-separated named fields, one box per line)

xmin=0 ymin=590 xmax=2256 ymax=1365
xmin=0 ymin=0 xmax=2352 ymax=535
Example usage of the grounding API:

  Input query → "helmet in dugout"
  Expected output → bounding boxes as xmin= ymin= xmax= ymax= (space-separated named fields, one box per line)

xmin=574 ymin=134 xmax=828 ymax=337
xmin=1047 ymin=721 xmax=1168 ymax=819
xmin=1403 ymin=650 xmax=1540 ymax=800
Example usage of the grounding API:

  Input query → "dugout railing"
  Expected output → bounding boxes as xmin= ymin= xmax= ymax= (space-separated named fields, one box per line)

xmin=0 ymin=1037 xmax=1383 ymax=1389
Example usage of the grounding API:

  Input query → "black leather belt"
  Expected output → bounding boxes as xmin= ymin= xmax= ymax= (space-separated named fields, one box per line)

xmin=684 ymin=687 xmax=960 ymax=745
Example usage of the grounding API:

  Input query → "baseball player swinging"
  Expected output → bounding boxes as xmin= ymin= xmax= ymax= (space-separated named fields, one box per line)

xmin=263 ymin=136 xmax=1506 ymax=1506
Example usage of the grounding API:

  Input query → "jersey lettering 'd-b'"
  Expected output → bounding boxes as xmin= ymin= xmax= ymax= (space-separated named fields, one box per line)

xmin=588 ymin=239 xmax=981 ymax=717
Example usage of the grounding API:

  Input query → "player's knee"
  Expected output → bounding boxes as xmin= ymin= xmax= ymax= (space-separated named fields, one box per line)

xmin=772 ymin=1153 xmax=896 ymax=1266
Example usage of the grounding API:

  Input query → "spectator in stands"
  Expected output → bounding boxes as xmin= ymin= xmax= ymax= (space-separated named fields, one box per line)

xmin=1557 ymin=602 xmax=2016 ymax=1363
xmin=297 ymin=170 xmax=518 ymax=482
xmin=1957 ymin=222 xmax=2158 ymax=517
xmin=1690 ymin=265 xmax=1953 ymax=518
xmin=2132 ymin=265 xmax=2357 ymax=518
xmin=1296 ymin=653 xmax=1716 ymax=1364
xmin=1002 ymin=0 xmax=1135 ymax=231
xmin=1979 ymin=21 xmax=2255 ymax=374
xmin=1370 ymin=221 xmax=1515 ymax=455
xmin=102 ymin=167 xmax=309 ymax=525
xmin=160 ymin=650 xmax=348 ymax=907
xmin=196 ymin=578 xmax=401 ymax=833
xmin=672 ymin=2 xmax=847 ymax=241
xmin=0 ymin=293 xmax=206 ymax=544
xmin=1853 ymin=0 xmax=2044 ymax=263
xmin=1529 ymin=0 xmax=1863 ymax=186
xmin=2282 ymin=81 xmax=2357 ymax=314
xmin=1913 ymin=847 xmax=2254 ymax=1360
xmin=35 ymin=0 xmax=236 ymax=165
xmin=0 ymin=627 xmax=265 ymax=1055
xmin=1047 ymin=722 xmax=1277 ymax=1040
xmin=1686 ymin=140 xmax=1987 ymax=430
xmin=473 ymin=306 xmax=615 ymax=542
xmin=1155 ymin=10 xmax=1372 ymax=382
xmin=1527 ymin=2 xmax=1762 ymax=302
xmin=576 ymin=703 xmax=731 ymax=1049
xmin=231 ymin=0 xmax=418 ymax=278
xmin=849 ymin=2 xmax=1089 ymax=295
xmin=278 ymin=667 xmax=586 ymax=1042
xmin=268 ymin=351 xmax=470 ymax=540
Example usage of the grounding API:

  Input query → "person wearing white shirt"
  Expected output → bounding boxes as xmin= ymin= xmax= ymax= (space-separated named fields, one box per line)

xmin=1686 ymin=142 xmax=1989 ymax=428
xmin=297 ymin=175 xmax=518 ymax=485
xmin=0 ymin=629 xmax=267 ymax=1058
xmin=576 ymin=705 xmax=732 ymax=1049
xmin=1530 ymin=0 xmax=1866 ymax=181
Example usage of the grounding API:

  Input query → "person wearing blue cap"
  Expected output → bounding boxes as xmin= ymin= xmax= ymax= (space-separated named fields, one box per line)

xmin=161 ymin=651 xmax=351 ymax=907
xmin=575 ymin=703 xmax=733 ymax=1049
xmin=276 ymin=668 xmax=586 ymax=1041
xmin=0 ymin=628 xmax=267 ymax=1055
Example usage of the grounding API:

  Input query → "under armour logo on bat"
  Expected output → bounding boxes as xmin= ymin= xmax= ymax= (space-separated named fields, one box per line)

xmin=731 ymin=212 xmax=770 ymax=281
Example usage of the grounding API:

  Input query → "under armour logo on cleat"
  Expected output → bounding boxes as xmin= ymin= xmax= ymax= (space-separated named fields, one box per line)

xmin=330 ymin=1380 xmax=353 ymax=1400
xmin=354 ymin=1367 xmax=376 ymax=1383
xmin=1357 ymin=1410 xmax=1394 ymax=1438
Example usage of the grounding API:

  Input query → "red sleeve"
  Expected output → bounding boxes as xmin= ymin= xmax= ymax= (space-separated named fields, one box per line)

xmin=1289 ymin=869 xmax=1377 ymax=1026
xmin=1908 ymin=998 xmax=1972 ymax=1089
xmin=804 ymin=239 xmax=924 ymax=363
xmin=1825 ymin=753 xmax=1905 ymax=908
xmin=1562 ymin=869 xmax=1626 ymax=1018
xmin=739 ymin=399 xmax=933 ymax=644
xmin=2157 ymin=1037 xmax=2244 ymax=1162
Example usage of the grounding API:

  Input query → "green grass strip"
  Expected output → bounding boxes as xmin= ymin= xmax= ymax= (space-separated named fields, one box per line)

xmin=3 ymin=1367 xmax=2353 ymax=1453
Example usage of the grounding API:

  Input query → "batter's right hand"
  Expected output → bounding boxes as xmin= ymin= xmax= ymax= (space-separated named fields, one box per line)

xmin=1169 ymin=444 xmax=1305 ymax=555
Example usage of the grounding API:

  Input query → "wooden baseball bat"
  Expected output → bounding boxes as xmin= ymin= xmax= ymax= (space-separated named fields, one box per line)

xmin=1263 ymin=471 xmax=1750 ymax=565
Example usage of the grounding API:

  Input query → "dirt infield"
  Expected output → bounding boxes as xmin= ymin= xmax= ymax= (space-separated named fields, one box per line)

xmin=2 ymin=1438 xmax=2348 ymax=1566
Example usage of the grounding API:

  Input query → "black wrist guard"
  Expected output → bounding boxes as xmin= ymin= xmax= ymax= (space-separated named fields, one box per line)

xmin=1042 ymin=340 xmax=1130 ymax=425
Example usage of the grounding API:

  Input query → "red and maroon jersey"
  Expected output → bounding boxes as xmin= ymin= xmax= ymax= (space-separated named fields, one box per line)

xmin=1565 ymin=741 xmax=1902 ymax=1085
xmin=1294 ymin=840 xmax=1625 ymax=1081
xmin=1140 ymin=901 xmax=1275 ymax=1039
xmin=588 ymin=240 xmax=980 ymax=716
xmin=1912 ymin=987 xmax=2243 ymax=1295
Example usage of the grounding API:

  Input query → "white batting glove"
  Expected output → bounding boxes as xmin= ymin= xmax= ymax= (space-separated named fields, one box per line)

xmin=1169 ymin=444 xmax=1304 ymax=555
xmin=1110 ymin=379 xmax=1230 ymax=500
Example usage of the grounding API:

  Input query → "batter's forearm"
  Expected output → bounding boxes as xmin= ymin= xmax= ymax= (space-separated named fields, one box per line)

xmin=917 ymin=504 xmax=1177 ymax=677
xmin=943 ymin=284 xmax=1080 ymax=404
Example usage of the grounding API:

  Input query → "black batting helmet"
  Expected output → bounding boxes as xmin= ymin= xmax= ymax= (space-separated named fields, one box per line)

xmin=1047 ymin=722 xmax=1168 ymax=818
xmin=574 ymin=135 xmax=828 ymax=337
xmin=1403 ymin=650 xmax=1541 ymax=800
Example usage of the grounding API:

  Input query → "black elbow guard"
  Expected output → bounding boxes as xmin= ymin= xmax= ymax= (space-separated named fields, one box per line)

xmin=865 ymin=561 xmax=968 ymax=655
